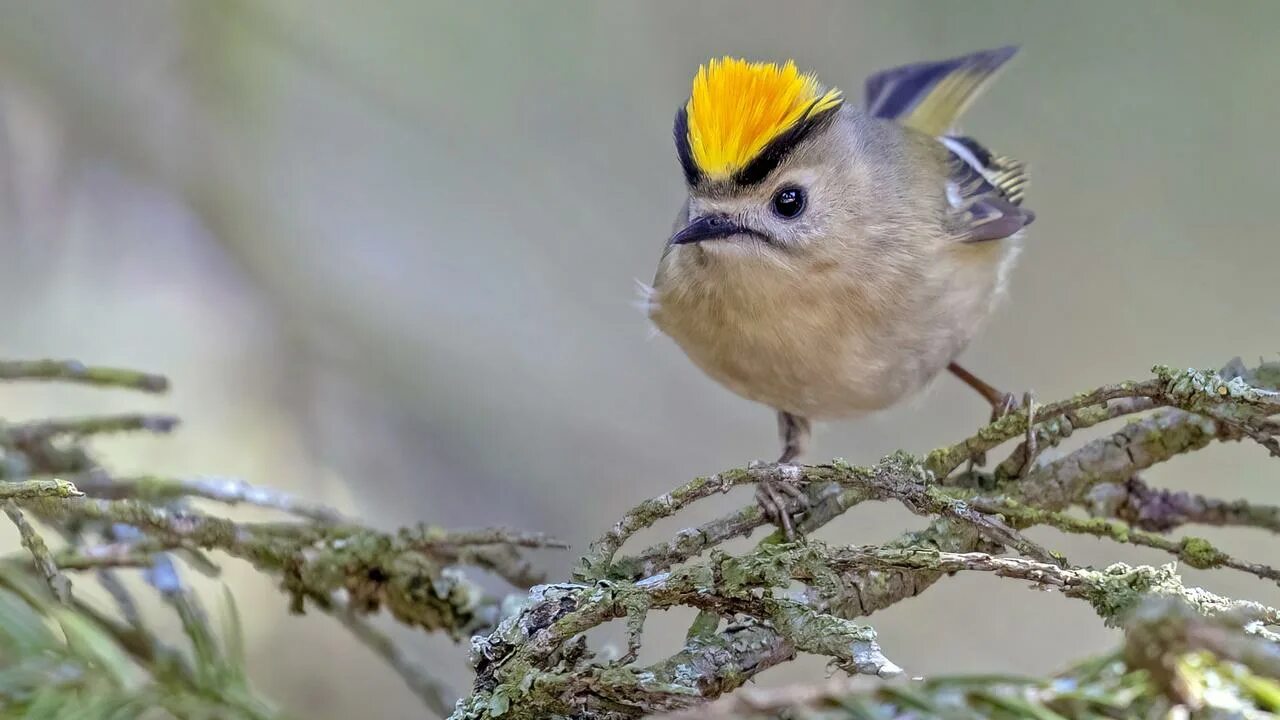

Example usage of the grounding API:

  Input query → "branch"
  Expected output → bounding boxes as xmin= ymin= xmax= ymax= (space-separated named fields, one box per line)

xmin=459 ymin=559 xmax=901 ymax=720
xmin=2 ymin=413 xmax=180 ymax=442
xmin=0 ymin=359 xmax=169 ymax=392
xmin=667 ymin=596 xmax=1280 ymax=719
xmin=926 ymin=364 xmax=1279 ymax=478
xmin=450 ymin=361 xmax=1279 ymax=718
xmin=585 ymin=453 xmax=1060 ymax=581
xmin=70 ymin=471 xmax=346 ymax=523
xmin=4 ymin=500 xmax=71 ymax=603
xmin=18 ymin=496 xmax=539 ymax=638
xmin=974 ymin=498 xmax=1280 ymax=584
xmin=6 ymin=356 xmax=1278 ymax=719
xmin=331 ymin=595 xmax=455 ymax=717
xmin=1084 ymin=475 xmax=1280 ymax=533
xmin=0 ymin=478 xmax=83 ymax=499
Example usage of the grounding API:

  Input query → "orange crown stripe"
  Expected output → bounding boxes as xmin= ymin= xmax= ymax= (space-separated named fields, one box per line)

xmin=685 ymin=57 xmax=842 ymax=179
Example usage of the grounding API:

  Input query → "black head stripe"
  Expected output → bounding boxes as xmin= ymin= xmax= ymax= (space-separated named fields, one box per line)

xmin=673 ymin=107 xmax=703 ymax=186
xmin=731 ymin=100 xmax=843 ymax=187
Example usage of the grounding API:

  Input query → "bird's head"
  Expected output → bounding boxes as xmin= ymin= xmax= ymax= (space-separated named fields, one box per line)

xmin=669 ymin=57 xmax=856 ymax=264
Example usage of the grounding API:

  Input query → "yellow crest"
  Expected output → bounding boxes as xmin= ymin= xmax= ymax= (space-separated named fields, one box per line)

xmin=685 ymin=57 xmax=843 ymax=180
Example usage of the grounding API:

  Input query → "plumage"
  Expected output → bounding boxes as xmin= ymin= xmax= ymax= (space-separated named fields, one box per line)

xmin=941 ymin=135 xmax=1034 ymax=243
xmin=679 ymin=58 xmax=844 ymax=183
xmin=865 ymin=45 xmax=1019 ymax=135
xmin=650 ymin=47 xmax=1032 ymax=471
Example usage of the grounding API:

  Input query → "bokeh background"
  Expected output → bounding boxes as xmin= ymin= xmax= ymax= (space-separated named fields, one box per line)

xmin=0 ymin=1 xmax=1277 ymax=717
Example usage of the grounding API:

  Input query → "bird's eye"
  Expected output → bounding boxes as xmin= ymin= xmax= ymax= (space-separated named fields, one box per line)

xmin=772 ymin=187 xmax=806 ymax=219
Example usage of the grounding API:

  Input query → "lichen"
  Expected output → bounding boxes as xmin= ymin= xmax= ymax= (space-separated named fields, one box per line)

xmin=1178 ymin=536 xmax=1227 ymax=569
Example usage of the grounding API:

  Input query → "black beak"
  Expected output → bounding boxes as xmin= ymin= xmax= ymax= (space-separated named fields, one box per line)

xmin=669 ymin=215 xmax=751 ymax=245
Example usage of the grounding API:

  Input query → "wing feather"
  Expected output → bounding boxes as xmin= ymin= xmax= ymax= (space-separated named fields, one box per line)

xmin=940 ymin=135 xmax=1034 ymax=243
xmin=865 ymin=46 xmax=1019 ymax=136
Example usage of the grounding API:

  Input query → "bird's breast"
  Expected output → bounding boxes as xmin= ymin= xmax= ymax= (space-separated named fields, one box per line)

xmin=650 ymin=239 xmax=1014 ymax=418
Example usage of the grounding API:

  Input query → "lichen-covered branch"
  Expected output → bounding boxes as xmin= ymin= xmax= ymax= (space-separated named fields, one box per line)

xmin=973 ymin=498 xmax=1280 ymax=583
xmin=666 ymin=597 xmax=1280 ymax=719
xmin=926 ymin=363 xmax=1279 ymax=478
xmin=457 ymin=553 xmax=901 ymax=720
xmin=3 ymin=357 xmax=1277 ymax=719
xmin=4 ymin=500 xmax=72 ymax=603
xmin=0 ymin=358 xmax=559 ymax=717
xmin=451 ymin=361 xmax=1278 ymax=718
xmin=1085 ymin=475 xmax=1280 ymax=533
xmin=25 ymin=495 xmax=531 ymax=637
xmin=69 ymin=471 xmax=347 ymax=523
xmin=0 ymin=478 xmax=83 ymax=499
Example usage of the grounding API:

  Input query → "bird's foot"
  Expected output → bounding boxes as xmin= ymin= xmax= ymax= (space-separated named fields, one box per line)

xmin=754 ymin=463 xmax=808 ymax=541
xmin=1007 ymin=390 xmax=1038 ymax=477
xmin=990 ymin=391 xmax=1020 ymax=424
xmin=968 ymin=390 xmax=1038 ymax=476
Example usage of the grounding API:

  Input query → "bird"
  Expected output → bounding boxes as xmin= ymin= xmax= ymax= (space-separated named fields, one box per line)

xmin=645 ymin=47 xmax=1035 ymax=537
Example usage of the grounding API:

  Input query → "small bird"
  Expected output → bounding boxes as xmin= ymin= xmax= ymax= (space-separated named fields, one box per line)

xmin=647 ymin=47 xmax=1034 ymax=536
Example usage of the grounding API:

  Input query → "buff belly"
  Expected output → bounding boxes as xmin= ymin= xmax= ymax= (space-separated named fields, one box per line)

xmin=650 ymin=238 xmax=1018 ymax=419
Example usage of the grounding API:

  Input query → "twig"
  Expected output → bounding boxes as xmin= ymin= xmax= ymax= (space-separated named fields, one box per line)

xmin=4 ymin=500 xmax=71 ymax=603
xmin=775 ymin=544 xmax=1280 ymax=626
xmin=662 ymin=677 xmax=863 ymax=719
xmin=0 ymin=478 xmax=82 ymax=499
xmin=97 ymin=568 xmax=144 ymax=628
xmin=613 ymin=504 xmax=765 ymax=582
xmin=26 ymin=497 xmax=508 ymax=637
xmin=609 ymin=481 xmax=858 ymax=582
xmin=928 ymin=365 xmax=1279 ymax=479
xmin=331 ymin=596 xmax=454 ymax=717
xmin=585 ymin=454 xmax=1061 ymax=580
xmin=1013 ymin=409 xmax=1221 ymax=510
xmin=0 ymin=359 xmax=169 ymax=393
xmin=1085 ymin=475 xmax=1280 ymax=533
xmin=2 ymin=414 xmax=180 ymax=442
xmin=991 ymin=397 xmax=1157 ymax=480
xmin=72 ymin=472 xmax=346 ymax=524
xmin=578 ymin=470 xmax=745 ymax=579
xmin=974 ymin=499 xmax=1280 ymax=584
xmin=404 ymin=526 xmax=568 ymax=550
xmin=56 ymin=545 xmax=156 ymax=570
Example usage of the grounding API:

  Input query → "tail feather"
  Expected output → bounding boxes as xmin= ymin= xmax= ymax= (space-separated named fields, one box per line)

xmin=864 ymin=46 xmax=1018 ymax=136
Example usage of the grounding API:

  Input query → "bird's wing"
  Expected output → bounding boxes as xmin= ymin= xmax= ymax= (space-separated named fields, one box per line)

xmin=865 ymin=46 xmax=1018 ymax=136
xmin=940 ymin=135 xmax=1034 ymax=243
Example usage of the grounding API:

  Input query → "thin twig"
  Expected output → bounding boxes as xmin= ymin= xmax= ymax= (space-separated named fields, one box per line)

xmin=0 ymin=478 xmax=82 ymax=499
xmin=972 ymin=499 xmax=1280 ymax=584
xmin=331 ymin=596 xmax=454 ymax=717
xmin=1085 ymin=475 xmax=1280 ymax=533
xmin=578 ymin=470 xmax=745 ymax=579
xmin=2 ymin=414 xmax=180 ymax=442
xmin=97 ymin=568 xmax=144 ymax=628
xmin=928 ymin=365 xmax=1280 ymax=479
xmin=72 ymin=472 xmax=346 ymax=524
xmin=4 ymin=500 xmax=71 ymax=602
xmin=405 ymin=526 xmax=568 ymax=550
xmin=0 ymin=359 xmax=169 ymax=393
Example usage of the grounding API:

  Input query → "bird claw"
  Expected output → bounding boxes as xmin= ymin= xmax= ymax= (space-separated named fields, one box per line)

xmin=1012 ymin=390 xmax=1038 ymax=477
xmin=755 ymin=464 xmax=809 ymax=541
xmin=991 ymin=392 xmax=1020 ymax=423
xmin=968 ymin=390 xmax=1037 ymax=475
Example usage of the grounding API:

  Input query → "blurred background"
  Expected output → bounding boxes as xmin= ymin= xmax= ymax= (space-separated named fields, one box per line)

xmin=0 ymin=1 xmax=1277 ymax=717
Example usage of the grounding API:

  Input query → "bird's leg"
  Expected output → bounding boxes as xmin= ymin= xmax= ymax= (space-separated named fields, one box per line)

xmin=947 ymin=362 xmax=1012 ymax=418
xmin=755 ymin=411 xmax=811 ymax=540
xmin=947 ymin=362 xmax=1038 ymax=475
